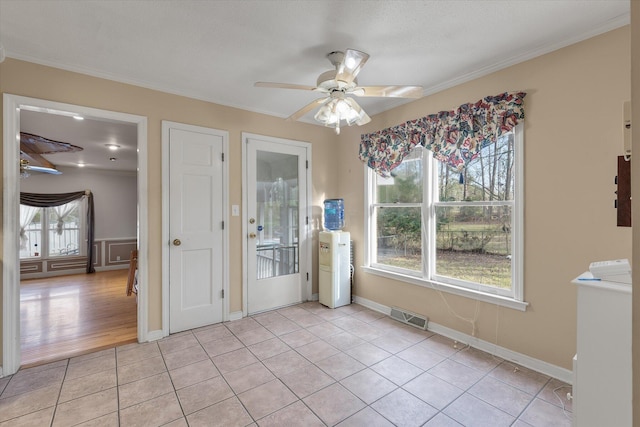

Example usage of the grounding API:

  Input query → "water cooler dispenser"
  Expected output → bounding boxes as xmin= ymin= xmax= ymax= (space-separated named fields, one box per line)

xmin=319 ymin=199 xmax=351 ymax=308
xmin=319 ymin=231 xmax=351 ymax=308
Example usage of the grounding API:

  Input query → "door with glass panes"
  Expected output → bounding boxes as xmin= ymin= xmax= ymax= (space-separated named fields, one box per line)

xmin=244 ymin=134 xmax=309 ymax=314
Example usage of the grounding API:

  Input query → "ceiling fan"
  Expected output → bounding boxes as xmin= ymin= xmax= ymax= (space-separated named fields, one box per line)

xmin=255 ymin=49 xmax=423 ymax=134
xmin=19 ymin=132 xmax=83 ymax=177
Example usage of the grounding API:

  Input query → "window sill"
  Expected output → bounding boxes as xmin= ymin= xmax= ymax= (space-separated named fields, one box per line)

xmin=362 ymin=266 xmax=529 ymax=312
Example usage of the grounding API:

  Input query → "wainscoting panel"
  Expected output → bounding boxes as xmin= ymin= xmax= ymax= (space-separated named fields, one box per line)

xmin=20 ymin=238 xmax=137 ymax=279
xmin=106 ymin=240 xmax=137 ymax=267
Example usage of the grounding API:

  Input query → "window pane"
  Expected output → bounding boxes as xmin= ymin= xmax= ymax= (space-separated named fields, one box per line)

xmin=376 ymin=146 xmax=423 ymax=203
xmin=435 ymin=205 xmax=511 ymax=289
xmin=256 ymin=151 xmax=300 ymax=279
xmin=20 ymin=206 xmax=42 ymax=258
xmin=438 ymin=133 xmax=514 ymax=202
xmin=47 ymin=201 xmax=82 ymax=257
xmin=375 ymin=206 xmax=422 ymax=271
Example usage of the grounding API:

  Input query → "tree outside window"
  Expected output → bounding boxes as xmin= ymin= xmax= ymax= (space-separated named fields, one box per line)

xmin=367 ymin=126 xmax=522 ymax=300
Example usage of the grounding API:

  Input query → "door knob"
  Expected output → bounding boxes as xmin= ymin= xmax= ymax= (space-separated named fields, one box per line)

xmin=173 ymin=239 xmax=182 ymax=246
xmin=249 ymin=233 xmax=257 ymax=239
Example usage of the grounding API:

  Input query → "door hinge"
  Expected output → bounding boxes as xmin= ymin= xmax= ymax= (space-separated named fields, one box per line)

xmin=221 ymin=289 xmax=225 ymax=298
xmin=221 ymin=221 xmax=224 ymax=230
xmin=306 ymin=272 xmax=309 ymax=281
xmin=222 ymin=152 xmax=225 ymax=162
xmin=306 ymin=216 xmax=309 ymax=225
xmin=306 ymin=160 xmax=309 ymax=169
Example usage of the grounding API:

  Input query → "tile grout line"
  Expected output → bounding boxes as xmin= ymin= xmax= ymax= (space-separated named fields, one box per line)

xmin=9 ymin=302 xmax=573 ymax=426
xmin=48 ymin=358 xmax=69 ymax=427
xmin=157 ymin=338 xmax=188 ymax=426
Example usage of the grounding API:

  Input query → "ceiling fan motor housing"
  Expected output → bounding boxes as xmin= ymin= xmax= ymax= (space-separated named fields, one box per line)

xmin=316 ymin=70 xmax=357 ymax=91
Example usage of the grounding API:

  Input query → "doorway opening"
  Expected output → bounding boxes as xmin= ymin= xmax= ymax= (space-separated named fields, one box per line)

xmin=3 ymin=94 xmax=148 ymax=375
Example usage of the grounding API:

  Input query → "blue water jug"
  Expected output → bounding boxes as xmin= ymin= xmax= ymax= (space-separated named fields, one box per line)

xmin=324 ymin=199 xmax=344 ymax=230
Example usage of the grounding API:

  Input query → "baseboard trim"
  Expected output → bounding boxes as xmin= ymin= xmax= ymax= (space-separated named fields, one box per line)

xmin=0 ymin=366 xmax=4 ymax=378
xmin=145 ymin=329 xmax=165 ymax=342
xmin=310 ymin=293 xmax=319 ymax=301
xmin=229 ymin=311 xmax=243 ymax=321
xmin=354 ymin=295 xmax=572 ymax=384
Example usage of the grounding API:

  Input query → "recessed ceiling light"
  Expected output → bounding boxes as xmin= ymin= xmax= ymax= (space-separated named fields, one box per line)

xmin=110 ymin=157 xmax=117 ymax=161
xmin=77 ymin=163 xmax=85 ymax=168
xmin=73 ymin=115 xmax=84 ymax=120
xmin=105 ymin=144 xmax=120 ymax=151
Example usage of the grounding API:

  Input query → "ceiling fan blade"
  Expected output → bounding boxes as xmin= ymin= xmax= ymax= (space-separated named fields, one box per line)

xmin=20 ymin=148 xmax=58 ymax=170
xmin=25 ymin=164 xmax=62 ymax=175
xmin=255 ymin=82 xmax=318 ymax=91
xmin=287 ymin=98 xmax=330 ymax=122
xmin=336 ymin=49 xmax=369 ymax=85
xmin=353 ymin=85 xmax=423 ymax=98
xmin=20 ymin=132 xmax=82 ymax=154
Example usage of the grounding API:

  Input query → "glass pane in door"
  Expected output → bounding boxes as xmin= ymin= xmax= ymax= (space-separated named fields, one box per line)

xmin=255 ymin=150 xmax=299 ymax=279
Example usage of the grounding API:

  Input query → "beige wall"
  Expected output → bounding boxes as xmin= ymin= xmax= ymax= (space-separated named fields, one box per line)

xmin=337 ymin=26 xmax=631 ymax=370
xmin=0 ymin=58 xmax=340 ymax=362
xmin=0 ymin=25 xmax=632 ymax=372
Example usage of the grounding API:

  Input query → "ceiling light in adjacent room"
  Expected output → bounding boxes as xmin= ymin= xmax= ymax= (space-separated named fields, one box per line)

xmin=105 ymin=144 xmax=120 ymax=151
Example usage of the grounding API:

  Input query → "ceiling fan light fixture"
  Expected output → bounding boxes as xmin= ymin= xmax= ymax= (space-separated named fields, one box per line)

xmin=314 ymin=97 xmax=369 ymax=134
xmin=20 ymin=159 xmax=30 ymax=178
xmin=255 ymin=48 xmax=419 ymax=130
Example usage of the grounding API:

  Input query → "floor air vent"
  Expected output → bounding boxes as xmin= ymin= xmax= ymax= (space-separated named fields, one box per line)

xmin=390 ymin=307 xmax=429 ymax=330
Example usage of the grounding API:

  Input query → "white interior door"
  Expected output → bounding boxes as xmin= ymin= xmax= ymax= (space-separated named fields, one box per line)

xmin=244 ymin=135 xmax=310 ymax=314
xmin=168 ymin=126 xmax=225 ymax=333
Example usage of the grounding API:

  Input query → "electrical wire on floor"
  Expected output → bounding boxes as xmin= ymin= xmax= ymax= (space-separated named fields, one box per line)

xmin=427 ymin=280 xmax=480 ymax=343
xmin=489 ymin=303 xmax=521 ymax=373
xmin=553 ymin=384 xmax=573 ymax=420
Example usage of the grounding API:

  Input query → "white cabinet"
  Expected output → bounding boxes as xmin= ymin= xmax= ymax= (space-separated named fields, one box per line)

xmin=572 ymin=273 xmax=631 ymax=427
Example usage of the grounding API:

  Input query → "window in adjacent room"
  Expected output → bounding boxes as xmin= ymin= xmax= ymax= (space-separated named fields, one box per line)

xmin=365 ymin=124 xmax=524 ymax=308
xmin=19 ymin=199 xmax=86 ymax=259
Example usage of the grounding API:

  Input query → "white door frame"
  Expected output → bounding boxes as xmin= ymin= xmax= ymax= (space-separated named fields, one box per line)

xmin=2 ymin=94 xmax=148 ymax=376
xmin=241 ymin=132 xmax=312 ymax=317
xmin=161 ymin=121 xmax=230 ymax=335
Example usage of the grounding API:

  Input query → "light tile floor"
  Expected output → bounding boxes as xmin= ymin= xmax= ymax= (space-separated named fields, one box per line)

xmin=0 ymin=302 xmax=573 ymax=426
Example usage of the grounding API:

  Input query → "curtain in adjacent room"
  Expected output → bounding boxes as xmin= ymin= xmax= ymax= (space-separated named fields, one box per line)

xmin=359 ymin=91 xmax=526 ymax=177
xmin=20 ymin=190 xmax=96 ymax=273
xmin=52 ymin=201 xmax=79 ymax=235
xmin=19 ymin=205 xmax=39 ymax=251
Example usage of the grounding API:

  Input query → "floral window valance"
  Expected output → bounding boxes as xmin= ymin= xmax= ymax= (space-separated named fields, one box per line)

xmin=359 ymin=91 xmax=526 ymax=177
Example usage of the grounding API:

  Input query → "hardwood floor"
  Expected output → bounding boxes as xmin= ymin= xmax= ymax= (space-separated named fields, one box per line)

xmin=20 ymin=269 xmax=138 ymax=367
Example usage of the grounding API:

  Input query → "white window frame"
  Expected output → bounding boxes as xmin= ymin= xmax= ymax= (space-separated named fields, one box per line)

xmin=19 ymin=199 xmax=87 ymax=260
xmin=363 ymin=124 xmax=527 ymax=311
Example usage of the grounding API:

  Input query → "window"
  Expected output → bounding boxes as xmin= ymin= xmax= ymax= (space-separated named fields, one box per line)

xmin=365 ymin=125 xmax=525 ymax=309
xmin=19 ymin=200 xmax=86 ymax=259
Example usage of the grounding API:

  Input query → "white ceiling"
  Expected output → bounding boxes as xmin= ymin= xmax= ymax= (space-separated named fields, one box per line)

xmin=0 ymin=0 xmax=630 ymax=171
xmin=20 ymin=110 xmax=138 ymax=172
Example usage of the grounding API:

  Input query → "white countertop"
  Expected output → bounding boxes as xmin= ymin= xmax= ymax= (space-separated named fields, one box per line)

xmin=572 ymin=272 xmax=632 ymax=294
